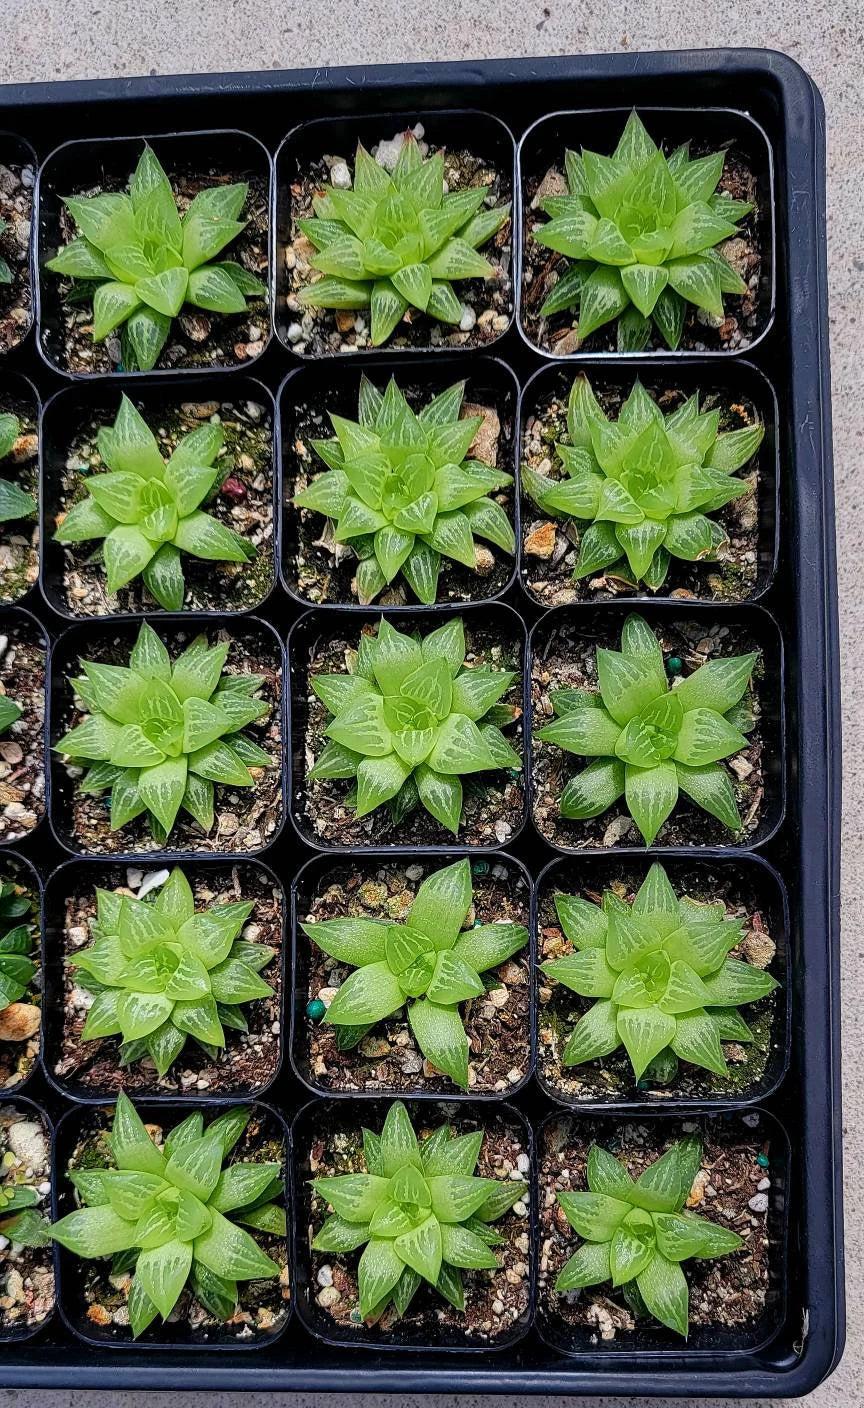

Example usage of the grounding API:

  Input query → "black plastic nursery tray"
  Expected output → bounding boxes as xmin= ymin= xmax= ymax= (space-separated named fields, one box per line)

xmin=0 ymin=47 xmax=841 ymax=1397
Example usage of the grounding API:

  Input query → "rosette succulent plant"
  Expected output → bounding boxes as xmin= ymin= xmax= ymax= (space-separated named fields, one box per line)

xmin=294 ymin=376 xmax=514 ymax=604
xmin=311 ymin=1101 xmax=522 ymax=1318
xmin=555 ymin=1136 xmax=742 ymax=1335
xmin=0 ymin=879 xmax=37 ymax=1012
xmin=50 ymin=1095 xmax=284 ymax=1337
xmin=297 ymin=132 xmax=510 ymax=346
xmin=70 ymin=868 xmax=274 ymax=1077
xmin=0 ymin=1184 xmax=51 ymax=1249
xmin=303 ymin=858 xmax=528 ymax=1088
xmin=534 ymin=614 xmax=757 ymax=844
xmin=44 ymin=144 xmax=266 ymax=371
xmin=0 ymin=413 xmax=37 ymax=524
xmin=54 ymin=622 xmax=273 ymax=843
xmin=55 ymin=395 xmax=253 ymax=610
xmin=0 ymin=694 xmax=21 ymax=738
xmin=522 ymin=375 xmax=763 ymax=589
xmin=533 ymin=110 xmax=752 ymax=350
xmin=309 ymin=617 xmax=520 ymax=833
xmin=542 ymin=863 xmax=778 ymax=1080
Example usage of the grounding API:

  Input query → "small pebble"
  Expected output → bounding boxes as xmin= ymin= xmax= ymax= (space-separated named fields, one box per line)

xmin=306 ymin=999 xmax=326 ymax=1022
xmin=317 ymin=1285 xmax=341 ymax=1308
xmin=516 ymin=1153 xmax=530 ymax=1174
xmin=316 ymin=1265 xmax=333 ymax=1288
xmin=757 ymin=1177 xmax=771 ymax=1191
xmin=748 ymin=1193 xmax=769 ymax=1212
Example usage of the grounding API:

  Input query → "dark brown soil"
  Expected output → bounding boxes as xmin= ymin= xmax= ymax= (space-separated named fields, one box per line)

xmin=521 ymin=148 xmax=764 ymax=356
xmin=0 ymin=870 xmax=41 ymax=1093
xmin=57 ymin=625 xmax=282 ymax=855
xmin=53 ymin=864 xmax=283 ymax=1098
xmin=0 ymin=1105 xmax=54 ymax=1333
xmin=0 ymin=622 xmax=45 ymax=845
xmin=537 ymin=1113 xmax=777 ymax=1346
xmin=283 ymin=128 xmax=512 ymax=357
xmin=43 ymin=170 xmax=269 ymax=376
xmin=520 ymin=380 xmax=764 ymax=607
xmin=64 ymin=1105 xmax=290 ymax=1344
xmin=295 ymin=621 xmax=525 ymax=848
xmin=53 ymin=395 xmax=274 ymax=616
xmin=287 ymin=391 xmax=515 ymax=607
xmin=531 ymin=617 xmax=767 ymax=850
xmin=0 ymin=386 xmax=38 ymax=607
xmin=297 ymin=857 xmax=530 ymax=1095
xmin=0 ymin=159 xmax=33 ymax=353
xmin=301 ymin=1106 xmax=531 ymax=1346
xmin=537 ymin=862 xmax=782 ymax=1103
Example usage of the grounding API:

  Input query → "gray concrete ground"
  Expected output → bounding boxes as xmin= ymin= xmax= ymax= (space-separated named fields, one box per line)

xmin=0 ymin=1 xmax=860 ymax=1403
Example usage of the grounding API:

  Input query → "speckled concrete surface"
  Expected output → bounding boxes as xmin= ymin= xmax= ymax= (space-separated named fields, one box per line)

xmin=0 ymin=3 xmax=858 ymax=1405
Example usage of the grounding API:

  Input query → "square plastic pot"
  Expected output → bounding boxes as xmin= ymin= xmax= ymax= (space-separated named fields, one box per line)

xmin=53 ymin=1097 xmax=292 ymax=1349
xmin=287 ymin=601 xmax=529 ymax=853
xmin=534 ymin=848 xmax=790 ymax=1109
xmin=527 ymin=600 xmax=785 ymax=853
xmin=290 ymin=848 xmax=535 ymax=1101
xmin=35 ymin=130 xmax=273 ymax=380
xmin=291 ymin=1095 xmax=534 ymax=1351
xmin=516 ymin=357 xmax=779 ymax=607
xmin=0 ymin=605 xmax=48 ymax=850
xmin=0 ymin=851 xmax=44 ymax=1097
xmin=0 ymin=1095 xmax=57 ymax=1343
xmin=47 ymin=612 xmax=286 ymax=858
xmin=274 ymin=109 xmax=516 ymax=360
xmin=279 ymin=353 xmax=520 ymax=610
xmin=0 ymin=372 xmax=40 ymax=610
xmin=41 ymin=854 xmax=286 ymax=1104
xmin=40 ymin=374 xmax=278 ymax=620
xmin=535 ymin=1105 xmax=789 ymax=1357
xmin=0 ymin=132 xmax=37 ymax=355
xmin=517 ymin=106 xmax=775 ymax=360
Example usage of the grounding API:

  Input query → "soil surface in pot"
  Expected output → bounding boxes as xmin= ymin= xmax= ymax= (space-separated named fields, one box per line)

xmin=62 ymin=1104 xmax=290 ymax=1344
xmin=537 ymin=1114 xmax=776 ymax=1344
xmin=53 ymin=863 xmax=283 ymax=1098
xmin=522 ymin=145 xmax=763 ymax=357
xmin=57 ymin=625 xmax=282 ymax=855
xmin=537 ymin=862 xmax=781 ymax=1103
xmin=0 ymin=1106 xmax=54 ymax=1334
xmin=43 ymin=166 xmax=269 ymax=375
xmin=0 ymin=620 xmax=45 ymax=845
xmin=297 ymin=857 xmax=530 ymax=1096
xmin=521 ymin=382 xmax=764 ymax=607
xmin=53 ymin=394 xmax=274 ymax=616
xmin=531 ymin=617 xmax=767 ymax=850
xmin=0 ymin=157 xmax=33 ymax=354
xmin=296 ymin=621 xmax=525 ymax=848
xmin=302 ymin=1106 xmax=530 ymax=1345
xmin=0 ymin=387 xmax=38 ymax=607
xmin=288 ymin=392 xmax=515 ymax=606
xmin=0 ymin=870 xmax=41 ymax=1092
xmin=283 ymin=123 xmax=512 ymax=357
